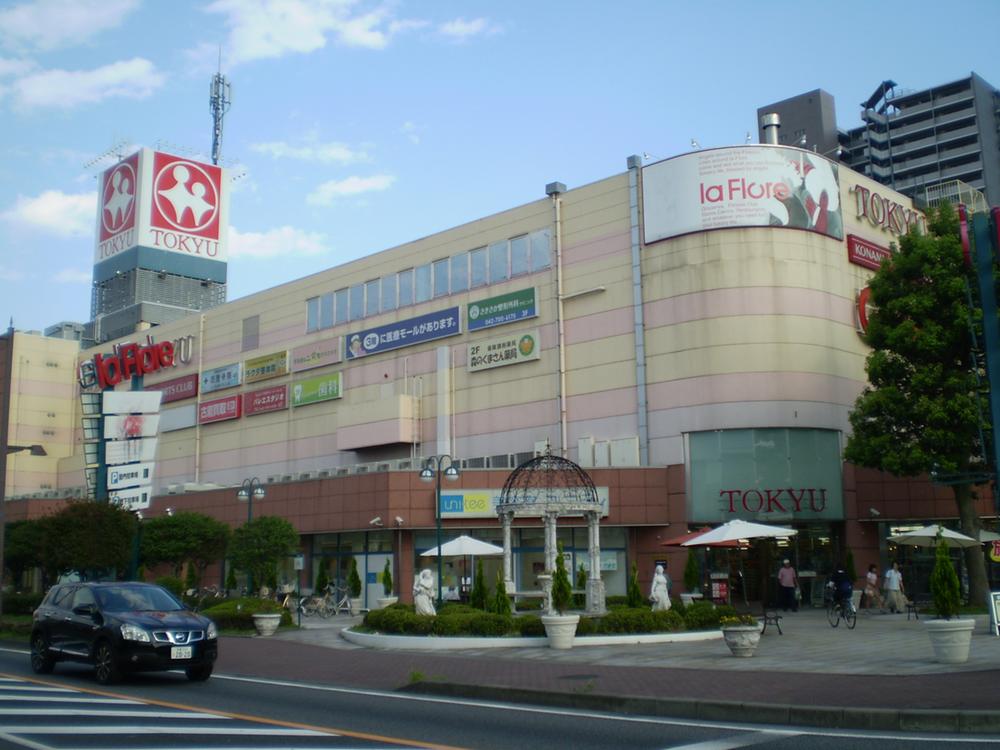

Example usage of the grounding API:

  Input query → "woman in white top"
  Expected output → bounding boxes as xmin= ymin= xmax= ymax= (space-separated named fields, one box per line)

xmin=883 ymin=560 xmax=905 ymax=613
xmin=864 ymin=563 xmax=885 ymax=610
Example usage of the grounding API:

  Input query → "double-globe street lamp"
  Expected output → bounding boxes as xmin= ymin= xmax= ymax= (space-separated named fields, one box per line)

xmin=237 ymin=477 xmax=266 ymax=594
xmin=419 ymin=455 xmax=460 ymax=607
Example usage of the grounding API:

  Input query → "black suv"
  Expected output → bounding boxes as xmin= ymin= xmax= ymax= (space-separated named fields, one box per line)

xmin=30 ymin=582 xmax=218 ymax=684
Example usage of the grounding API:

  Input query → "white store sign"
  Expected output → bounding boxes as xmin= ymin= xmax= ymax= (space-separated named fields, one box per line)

xmin=107 ymin=462 xmax=154 ymax=491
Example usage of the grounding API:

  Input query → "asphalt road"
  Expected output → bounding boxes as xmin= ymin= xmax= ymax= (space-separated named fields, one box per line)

xmin=0 ymin=645 xmax=997 ymax=749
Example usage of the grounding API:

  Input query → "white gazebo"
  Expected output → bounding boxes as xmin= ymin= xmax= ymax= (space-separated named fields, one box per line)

xmin=496 ymin=449 xmax=606 ymax=615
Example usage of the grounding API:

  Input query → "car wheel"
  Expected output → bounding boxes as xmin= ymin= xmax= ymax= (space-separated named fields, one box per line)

xmin=93 ymin=641 xmax=122 ymax=685
xmin=29 ymin=633 xmax=55 ymax=674
xmin=185 ymin=664 xmax=213 ymax=682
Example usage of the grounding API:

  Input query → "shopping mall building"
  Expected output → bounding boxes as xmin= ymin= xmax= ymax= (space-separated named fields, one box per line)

xmin=2 ymin=144 xmax=994 ymax=607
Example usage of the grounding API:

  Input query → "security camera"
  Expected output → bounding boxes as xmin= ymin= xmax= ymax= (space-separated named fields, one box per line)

xmin=869 ymin=507 xmax=881 ymax=517
xmin=394 ymin=516 xmax=404 ymax=526
xmin=369 ymin=516 xmax=383 ymax=527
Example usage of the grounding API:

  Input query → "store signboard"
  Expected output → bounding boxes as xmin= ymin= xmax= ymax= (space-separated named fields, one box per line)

xmin=201 ymin=362 xmax=241 ymax=393
xmin=291 ymin=338 xmax=342 ymax=372
xmin=104 ymin=414 xmax=159 ymax=439
xmin=688 ymin=427 xmax=844 ymax=522
xmin=439 ymin=487 xmax=609 ymax=519
xmin=109 ymin=487 xmax=151 ymax=512
xmin=198 ymin=395 xmax=241 ymax=424
xmin=103 ymin=391 xmax=162 ymax=415
xmin=291 ymin=372 xmax=343 ymax=407
xmin=468 ymin=329 xmax=540 ymax=372
xmin=642 ymin=145 xmax=844 ymax=244
xmin=847 ymin=234 xmax=892 ymax=270
xmin=346 ymin=307 xmax=460 ymax=360
xmin=105 ymin=437 xmax=157 ymax=465
xmin=107 ymin=462 xmax=154 ymax=490
xmin=147 ymin=372 xmax=198 ymax=404
xmin=466 ymin=288 xmax=537 ymax=331
xmin=244 ymin=385 xmax=288 ymax=416
xmin=244 ymin=350 xmax=289 ymax=384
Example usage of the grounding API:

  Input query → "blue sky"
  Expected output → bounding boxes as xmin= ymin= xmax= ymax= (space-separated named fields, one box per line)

xmin=3 ymin=0 xmax=1000 ymax=333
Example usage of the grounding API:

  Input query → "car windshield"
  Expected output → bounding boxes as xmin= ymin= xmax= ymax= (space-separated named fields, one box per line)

xmin=96 ymin=585 xmax=184 ymax=612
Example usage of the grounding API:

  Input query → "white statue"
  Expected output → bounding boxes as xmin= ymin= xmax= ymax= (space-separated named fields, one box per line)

xmin=650 ymin=564 xmax=671 ymax=611
xmin=413 ymin=568 xmax=436 ymax=616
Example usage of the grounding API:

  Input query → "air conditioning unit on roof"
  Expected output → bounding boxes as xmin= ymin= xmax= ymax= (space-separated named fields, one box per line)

xmin=266 ymin=476 xmax=280 ymax=484
xmin=354 ymin=464 xmax=369 ymax=474
xmin=335 ymin=467 xmax=350 ymax=477
xmin=317 ymin=470 xmax=331 ymax=478
xmin=299 ymin=472 xmax=315 ymax=481
xmin=375 ymin=462 xmax=391 ymax=472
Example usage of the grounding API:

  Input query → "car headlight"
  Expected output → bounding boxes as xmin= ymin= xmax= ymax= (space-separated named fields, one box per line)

xmin=206 ymin=621 xmax=218 ymax=640
xmin=119 ymin=623 xmax=150 ymax=642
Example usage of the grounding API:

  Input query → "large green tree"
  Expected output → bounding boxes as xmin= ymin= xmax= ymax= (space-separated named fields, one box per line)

xmin=228 ymin=516 xmax=299 ymax=594
xmin=5 ymin=520 xmax=45 ymax=586
xmin=844 ymin=202 xmax=989 ymax=603
xmin=38 ymin=501 xmax=136 ymax=579
xmin=141 ymin=512 xmax=231 ymax=580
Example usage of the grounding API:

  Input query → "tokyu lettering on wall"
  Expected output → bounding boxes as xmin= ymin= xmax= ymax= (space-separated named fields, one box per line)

xmin=720 ymin=488 xmax=829 ymax=514
xmin=850 ymin=184 xmax=926 ymax=236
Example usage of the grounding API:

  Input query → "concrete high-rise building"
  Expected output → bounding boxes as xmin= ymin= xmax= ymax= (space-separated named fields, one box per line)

xmin=759 ymin=73 xmax=1000 ymax=206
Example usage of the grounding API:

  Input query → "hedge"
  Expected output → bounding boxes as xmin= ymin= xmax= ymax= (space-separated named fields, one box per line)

xmin=200 ymin=597 xmax=293 ymax=630
xmin=3 ymin=592 xmax=44 ymax=616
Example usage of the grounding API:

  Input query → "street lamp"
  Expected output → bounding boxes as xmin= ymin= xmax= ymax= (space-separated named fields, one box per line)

xmin=237 ymin=478 xmax=265 ymax=594
xmin=419 ymin=455 xmax=460 ymax=607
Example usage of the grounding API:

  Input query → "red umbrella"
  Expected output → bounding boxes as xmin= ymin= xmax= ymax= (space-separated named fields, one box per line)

xmin=661 ymin=526 xmax=739 ymax=547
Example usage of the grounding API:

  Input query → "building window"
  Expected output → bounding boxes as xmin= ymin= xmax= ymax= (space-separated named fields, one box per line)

xmin=470 ymin=247 xmax=487 ymax=288
xmin=433 ymin=258 xmax=450 ymax=298
xmin=306 ymin=297 xmax=320 ymax=333
xmin=451 ymin=252 xmax=469 ymax=293
xmin=381 ymin=275 xmax=397 ymax=312
xmin=319 ymin=292 xmax=334 ymax=329
xmin=335 ymin=288 xmax=349 ymax=325
xmin=415 ymin=263 xmax=432 ymax=303
xmin=530 ymin=228 xmax=552 ymax=271
xmin=510 ymin=235 xmax=529 ymax=277
xmin=242 ymin=315 xmax=259 ymax=352
xmin=398 ymin=269 xmax=414 ymax=307
xmin=349 ymin=284 xmax=365 ymax=321
xmin=365 ymin=279 xmax=380 ymax=317
xmin=489 ymin=240 xmax=508 ymax=284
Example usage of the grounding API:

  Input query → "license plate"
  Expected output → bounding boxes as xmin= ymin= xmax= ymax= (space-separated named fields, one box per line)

xmin=171 ymin=646 xmax=192 ymax=660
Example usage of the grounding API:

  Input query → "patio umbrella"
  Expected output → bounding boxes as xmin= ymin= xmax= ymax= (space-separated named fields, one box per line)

xmin=887 ymin=524 xmax=979 ymax=548
xmin=977 ymin=529 xmax=1000 ymax=543
xmin=661 ymin=526 xmax=740 ymax=547
xmin=421 ymin=535 xmax=504 ymax=597
xmin=681 ymin=519 xmax=798 ymax=546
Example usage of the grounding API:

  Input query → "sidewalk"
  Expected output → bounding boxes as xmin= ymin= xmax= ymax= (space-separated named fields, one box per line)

xmin=215 ymin=607 xmax=1000 ymax=733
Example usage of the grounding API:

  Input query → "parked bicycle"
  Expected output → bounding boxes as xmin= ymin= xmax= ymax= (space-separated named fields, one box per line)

xmin=300 ymin=584 xmax=349 ymax=618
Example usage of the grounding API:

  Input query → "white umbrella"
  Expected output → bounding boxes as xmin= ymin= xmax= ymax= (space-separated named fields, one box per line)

xmin=681 ymin=519 xmax=798 ymax=546
xmin=887 ymin=524 xmax=979 ymax=549
xmin=978 ymin=529 xmax=1000 ymax=543
xmin=421 ymin=535 xmax=504 ymax=557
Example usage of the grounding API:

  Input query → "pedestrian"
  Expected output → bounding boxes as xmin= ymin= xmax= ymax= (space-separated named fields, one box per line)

xmin=863 ymin=563 xmax=885 ymax=611
xmin=883 ymin=560 xmax=905 ymax=613
xmin=777 ymin=558 xmax=798 ymax=612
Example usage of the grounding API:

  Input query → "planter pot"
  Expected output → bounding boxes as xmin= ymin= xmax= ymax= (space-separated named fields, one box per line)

xmin=924 ymin=618 xmax=975 ymax=664
xmin=349 ymin=597 xmax=364 ymax=616
xmin=252 ymin=613 xmax=282 ymax=637
xmin=540 ymin=613 xmax=580 ymax=650
xmin=376 ymin=596 xmax=398 ymax=609
xmin=721 ymin=625 xmax=761 ymax=657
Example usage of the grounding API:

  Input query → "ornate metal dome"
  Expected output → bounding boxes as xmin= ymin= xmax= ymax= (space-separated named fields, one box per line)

xmin=497 ymin=450 xmax=600 ymax=516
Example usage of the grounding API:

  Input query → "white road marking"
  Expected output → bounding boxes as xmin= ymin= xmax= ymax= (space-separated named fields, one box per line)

xmin=0 ymin=725 xmax=327 ymax=735
xmin=664 ymin=732 xmax=797 ymax=749
xmin=0 ymin=708 xmax=224 ymax=718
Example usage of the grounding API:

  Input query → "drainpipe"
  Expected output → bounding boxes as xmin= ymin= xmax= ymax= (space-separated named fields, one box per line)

xmin=626 ymin=156 xmax=649 ymax=465
xmin=547 ymin=181 xmax=567 ymax=456
xmin=194 ymin=313 xmax=205 ymax=483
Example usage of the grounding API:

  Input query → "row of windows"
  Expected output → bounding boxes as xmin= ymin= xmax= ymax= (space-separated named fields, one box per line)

xmin=306 ymin=229 xmax=552 ymax=333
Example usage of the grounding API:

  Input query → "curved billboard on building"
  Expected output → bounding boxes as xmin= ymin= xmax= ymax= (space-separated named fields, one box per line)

xmin=642 ymin=145 xmax=843 ymax=244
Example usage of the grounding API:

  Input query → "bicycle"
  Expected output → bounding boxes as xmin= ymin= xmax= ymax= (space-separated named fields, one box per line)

xmin=826 ymin=593 xmax=857 ymax=629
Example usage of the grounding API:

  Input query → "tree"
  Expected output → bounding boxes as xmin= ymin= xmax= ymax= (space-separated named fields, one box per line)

xmin=382 ymin=559 xmax=393 ymax=597
xmin=626 ymin=561 xmax=643 ymax=608
xmin=492 ymin=568 xmax=511 ymax=616
xmin=470 ymin=558 xmax=488 ymax=610
xmin=684 ymin=549 xmax=700 ymax=592
xmin=347 ymin=558 xmax=362 ymax=598
xmin=930 ymin=539 xmax=961 ymax=619
xmin=574 ymin=563 xmax=587 ymax=607
xmin=845 ymin=203 xmax=989 ymax=604
xmin=141 ymin=512 xmax=230 ymax=580
xmin=315 ymin=561 xmax=329 ymax=593
xmin=38 ymin=501 xmax=135 ymax=578
xmin=228 ymin=516 xmax=299 ymax=594
xmin=550 ymin=542 xmax=572 ymax=614
xmin=5 ymin=520 xmax=45 ymax=587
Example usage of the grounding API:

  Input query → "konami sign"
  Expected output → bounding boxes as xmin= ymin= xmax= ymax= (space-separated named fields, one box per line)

xmin=847 ymin=234 xmax=891 ymax=271
xmin=94 ymin=148 xmax=229 ymax=265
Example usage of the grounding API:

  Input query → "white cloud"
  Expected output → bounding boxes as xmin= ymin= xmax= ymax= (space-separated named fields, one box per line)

xmin=9 ymin=58 xmax=165 ymax=110
xmin=52 ymin=268 xmax=91 ymax=283
xmin=228 ymin=225 xmax=329 ymax=259
xmin=400 ymin=121 xmax=419 ymax=145
xmin=439 ymin=17 xmax=498 ymax=41
xmin=307 ymin=174 xmax=395 ymax=205
xmin=0 ymin=0 xmax=138 ymax=52
xmin=251 ymin=140 xmax=369 ymax=164
xmin=0 ymin=57 xmax=35 ymax=77
xmin=1 ymin=189 xmax=96 ymax=237
xmin=203 ymin=0 xmax=425 ymax=65
xmin=0 ymin=267 xmax=26 ymax=282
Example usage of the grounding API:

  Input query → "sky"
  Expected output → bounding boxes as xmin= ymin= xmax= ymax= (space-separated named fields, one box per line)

xmin=3 ymin=0 xmax=1000 ymax=334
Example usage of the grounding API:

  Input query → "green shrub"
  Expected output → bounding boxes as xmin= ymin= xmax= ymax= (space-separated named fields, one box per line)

xmin=184 ymin=564 xmax=198 ymax=593
xmin=3 ymin=592 xmax=43 ymax=615
xmin=683 ymin=550 xmax=700 ymax=591
xmin=347 ymin=558 xmax=362 ymax=598
xmin=156 ymin=575 xmax=184 ymax=597
xmin=315 ymin=562 xmax=329 ymax=594
xmin=201 ymin=597 xmax=292 ymax=630
xmin=382 ymin=559 xmax=393 ymax=596
xmin=930 ymin=539 xmax=961 ymax=619
xmin=683 ymin=600 xmax=723 ymax=630
xmin=517 ymin=615 xmax=545 ymax=637
xmin=492 ymin=568 xmax=512 ymax=616
xmin=626 ymin=562 xmax=643 ymax=608
xmin=470 ymin=559 xmax=488 ymax=610
xmin=575 ymin=615 xmax=596 ymax=636
xmin=605 ymin=595 xmax=629 ymax=608
xmin=551 ymin=542 xmax=572 ymax=614
xmin=652 ymin=609 xmax=685 ymax=631
xmin=574 ymin=564 xmax=587 ymax=607
xmin=225 ymin=565 xmax=237 ymax=592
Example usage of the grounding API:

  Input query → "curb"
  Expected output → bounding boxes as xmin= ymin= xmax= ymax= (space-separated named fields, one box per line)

xmin=401 ymin=681 xmax=1000 ymax=734
xmin=341 ymin=627 xmax=721 ymax=650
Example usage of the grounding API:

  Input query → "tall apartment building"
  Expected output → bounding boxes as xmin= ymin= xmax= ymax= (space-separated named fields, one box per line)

xmin=759 ymin=73 xmax=1000 ymax=206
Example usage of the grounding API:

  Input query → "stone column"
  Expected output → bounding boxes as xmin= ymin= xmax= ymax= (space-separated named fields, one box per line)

xmin=501 ymin=511 xmax=514 ymax=591
xmin=586 ymin=510 xmax=606 ymax=614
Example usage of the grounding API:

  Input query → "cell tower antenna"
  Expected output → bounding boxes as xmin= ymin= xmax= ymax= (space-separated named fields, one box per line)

xmin=209 ymin=47 xmax=232 ymax=166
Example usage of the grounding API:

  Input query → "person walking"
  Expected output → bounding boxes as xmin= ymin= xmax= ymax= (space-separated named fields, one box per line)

xmin=777 ymin=558 xmax=799 ymax=612
xmin=883 ymin=560 xmax=905 ymax=614
xmin=863 ymin=563 xmax=885 ymax=611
